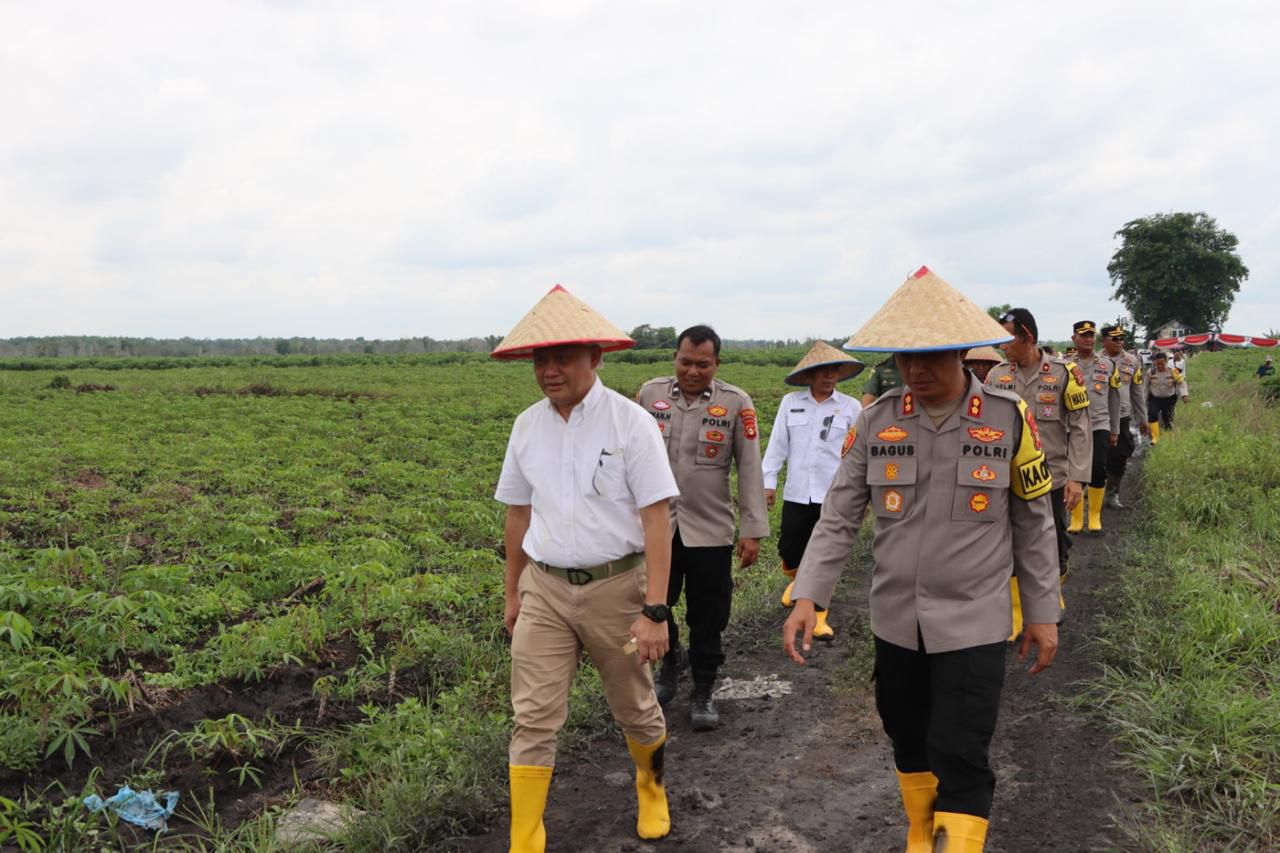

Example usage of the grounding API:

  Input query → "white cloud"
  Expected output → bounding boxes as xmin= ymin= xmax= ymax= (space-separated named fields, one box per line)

xmin=1 ymin=0 xmax=1277 ymax=341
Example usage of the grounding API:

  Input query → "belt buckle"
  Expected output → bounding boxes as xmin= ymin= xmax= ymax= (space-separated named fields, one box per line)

xmin=565 ymin=568 xmax=593 ymax=586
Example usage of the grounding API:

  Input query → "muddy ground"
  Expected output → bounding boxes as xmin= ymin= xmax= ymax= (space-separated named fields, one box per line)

xmin=452 ymin=464 xmax=1147 ymax=853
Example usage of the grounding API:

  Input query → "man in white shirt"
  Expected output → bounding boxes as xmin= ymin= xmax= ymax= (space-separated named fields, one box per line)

xmin=763 ymin=341 xmax=864 ymax=640
xmin=492 ymin=285 xmax=681 ymax=853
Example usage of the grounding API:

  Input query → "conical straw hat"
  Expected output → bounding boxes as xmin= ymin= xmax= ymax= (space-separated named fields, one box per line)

xmin=491 ymin=284 xmax=635 ymax=360
xmin=963 ymin=346 xmax=1005 ymax=364
xmin=785 ymin=341 xmax=866 ymax=386
xmin=844 ymin=266 xmax=1013 ymax=353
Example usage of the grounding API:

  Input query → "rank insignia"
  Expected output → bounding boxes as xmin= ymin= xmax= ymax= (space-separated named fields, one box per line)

xmin=1038 ymin=393 xmax=1056 ymax=403
xmin=885 ymin=463 xmax=899 ymax=481
xmin=967 ymin=426 xmax=1005 ymax=443
xmin=705 ymin=445 xmax=720 ymax=459
xmin=1026 ymin=409 xmax=1043 ymax=450
xmin=705 ymin=430 xmax=725 ymax=442
xmin=877 ymin=425 xmax=909 ymax=442
xmin=902 ymin=393 xmax=915 ymax=415
xmin=997 ymin=374 xmax=1014 ymax=384
xmin=708 ymin=404 xmax=728 ymax=417
xmin=740 ymin=407 xmax=758 ymax=439
xmin=968 ymin=395 xmax=983 ymax=418
xmin=883 ymin=489 xmax=904 ymax=513
xmin=652 ymin=400 xmax=671 ymax=411
xmin=840 ymin=426 xmax=857 ymax=457
xmin=971 ymin=464 xmax=997 ymax=482
xmin=969 ymin=493 xmax=990 ymax=513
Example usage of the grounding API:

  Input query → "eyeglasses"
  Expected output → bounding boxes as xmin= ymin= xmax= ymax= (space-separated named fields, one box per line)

xmin=819 ymin=414 xmax=835 ymax=441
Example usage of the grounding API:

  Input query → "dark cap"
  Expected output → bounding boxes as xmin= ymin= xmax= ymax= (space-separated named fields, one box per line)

xmin=1099 ymin=324 xmax=1125 ymax=339
xmin=1153 ymin=350 xmax=1168 ymax=360
xmin=1073 ymin=320 xmax=1097 ymax=336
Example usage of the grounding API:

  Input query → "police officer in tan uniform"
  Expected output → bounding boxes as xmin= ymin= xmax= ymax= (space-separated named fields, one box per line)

xmin=783 ymin=267 xmax=1060 ymax=853
xmin=987 ymin=308 xmax=1091 ymax=634
xmin=1146 ymin=350 xmax=1189 ymax=441
xmin=637 ymin=325 xmax=769 ymax=731
xmin=492 ymin=286 xmax=680 ymax=852
xmin=1101 ymin=324 xmax=1148 ymax=509
xmin=1068 ymin=320 xmax=1121 ymax=533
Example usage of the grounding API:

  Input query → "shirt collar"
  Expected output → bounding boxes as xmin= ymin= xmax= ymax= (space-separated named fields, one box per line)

xmin=546 ymin=376 xmax=606 ymax=418
xmin=672 ymin=379 xmax=713 ymax=401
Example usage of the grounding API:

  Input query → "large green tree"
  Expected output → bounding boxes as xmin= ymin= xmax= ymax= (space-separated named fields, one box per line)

xmin=1107 ymin=212 xmax=1248 ymax=335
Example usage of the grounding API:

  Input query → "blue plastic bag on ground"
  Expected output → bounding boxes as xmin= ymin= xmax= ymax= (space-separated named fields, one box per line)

xmin=83 ymin=786 xmax=179 ymax=831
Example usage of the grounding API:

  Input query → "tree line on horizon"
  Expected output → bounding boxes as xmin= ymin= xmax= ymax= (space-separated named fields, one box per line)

xmin=3 ymin=211 xmax=1254 ymax=360
xmin=0 ymin=330 xmax=819 ymax=360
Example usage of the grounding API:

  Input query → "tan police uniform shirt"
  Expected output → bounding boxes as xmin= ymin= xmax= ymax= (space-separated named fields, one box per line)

xmin=1074 ymin=352 xmax=1122 ymax=434
xmin=1112 ymin=349 xmax=1148 ymax=425
xmin=986 ymin=354 xmax=1092 ymax=486
xmin=793 ymin=375 xmax=1060 ymax=653
xmin=1147 ymin=366 xmax=1188 ymax=399
xmin=637 ymin=376 xmax=770 ymax=547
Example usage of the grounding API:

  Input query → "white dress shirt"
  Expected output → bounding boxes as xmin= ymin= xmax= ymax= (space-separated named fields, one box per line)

xmin=762 ymin=389 xmax=862 ymax=505
xmin=495 ymin=377 xmax=680 ymax=567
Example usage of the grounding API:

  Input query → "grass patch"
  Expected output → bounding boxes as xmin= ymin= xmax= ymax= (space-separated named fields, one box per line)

xmin=1082 ymin=350 xmax=1280 ymax=851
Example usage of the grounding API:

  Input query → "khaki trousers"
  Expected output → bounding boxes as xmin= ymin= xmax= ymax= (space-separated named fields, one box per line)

xmin=510 ymin=560 xmax=665 ymax=767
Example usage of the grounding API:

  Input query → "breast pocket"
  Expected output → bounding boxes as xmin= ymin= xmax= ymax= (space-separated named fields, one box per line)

xmin=695 ymin=430 xmax=731 ymax=466
xmin=588 ymin=448 xmax=631 ymax=499
xmin=867 ymin=453 xmax=916 ymax=520
xmin=786 ymin=410 xmax=809 ymax=427
xmin=952 ymin=459 xmax=1009 ymax=523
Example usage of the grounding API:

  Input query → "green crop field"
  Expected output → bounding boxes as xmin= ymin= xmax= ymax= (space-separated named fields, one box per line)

xmin=0 ymin=351 xmax=820 ymax=850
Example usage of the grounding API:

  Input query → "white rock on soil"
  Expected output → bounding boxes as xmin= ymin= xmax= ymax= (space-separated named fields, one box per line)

xmin=712 ymin=674 xmax=793 ymax=701
xmin=275 ymin=798 xmax=366 ymax=847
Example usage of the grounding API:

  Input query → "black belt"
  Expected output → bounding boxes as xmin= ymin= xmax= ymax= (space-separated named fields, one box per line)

xmin=533 ymin=552 xmax=644 ymax=585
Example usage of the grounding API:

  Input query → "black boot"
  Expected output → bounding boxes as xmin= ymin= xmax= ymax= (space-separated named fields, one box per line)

xmin=654 ymin=645 xmax=684 ymax=707
xmin=689 ymin=670 xmax=720 ymax=731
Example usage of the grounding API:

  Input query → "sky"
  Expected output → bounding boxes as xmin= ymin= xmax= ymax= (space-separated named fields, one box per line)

xmin=2 ymin=1 xmax=1278 ymax=343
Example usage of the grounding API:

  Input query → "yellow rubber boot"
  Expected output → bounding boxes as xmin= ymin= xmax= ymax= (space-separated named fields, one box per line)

xmin=626 ymin=734 xmax=670 ymax=840
xmin=813 ymin=608 xmax=835 ymax=641
xmin=1087 ymin=486 xmax=1105 ymax=532
xmin=509 ymin=765 xmax=552 ymax=853
xmin=1149 ymin=421 xmax=1160 ymax=444
xmin=895 ymin=770 xmax=938 ymax=852
xmin=1068 ymin=498 xmax=1084 ymax=533
xmin=780 ymin=563 xmax=797 ymax=608
xmin=1008 ymin=576 xmax=1023 ymax=642
xmin=932 ymin=811 xmax=989 ymax=851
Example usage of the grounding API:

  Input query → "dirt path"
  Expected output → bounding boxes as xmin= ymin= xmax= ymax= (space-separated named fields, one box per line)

xmin=453 ymin=466 xmax=1145 ymax=852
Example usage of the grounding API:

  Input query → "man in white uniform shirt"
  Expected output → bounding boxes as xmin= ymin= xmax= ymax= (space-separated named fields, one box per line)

xmin=492 ymin=285 xmax=681 ymax=853
xmin=763 ymin=341 xmax=864 ymax=640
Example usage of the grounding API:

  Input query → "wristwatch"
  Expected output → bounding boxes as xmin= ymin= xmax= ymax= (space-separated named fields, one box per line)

xmin=641 ymin=603 xmax=672 ymax=624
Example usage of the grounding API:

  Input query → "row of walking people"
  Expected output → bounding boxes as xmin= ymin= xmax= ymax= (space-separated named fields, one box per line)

xmin=489 ymin=271 xmax=1183 ymax=852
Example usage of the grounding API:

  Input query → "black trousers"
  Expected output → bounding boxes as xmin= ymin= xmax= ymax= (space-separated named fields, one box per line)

xmin=1089 ymin=428 xmax=1109 ymax=488
xmin=875 ymin=635 xmax=1006 ymax=819
xmin=1151 ymin=395 xmax=1177 ymax=429
xmin=1106 ymin=417 xmax=1135 ymax=477
xmin=1049 ymin=486 xmax=1070 ymax=576
xmin=666 ymin=528 xmax=733 ymax=673
xmin=778 ymin=501 xmax=827 ymax=614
